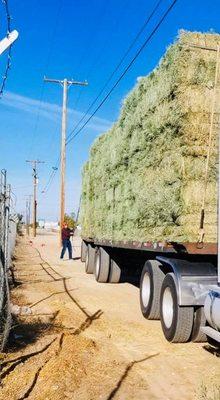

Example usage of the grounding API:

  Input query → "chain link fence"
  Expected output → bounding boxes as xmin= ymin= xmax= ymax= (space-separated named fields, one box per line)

xmin=0 ymin=169 xmax=18 ymax=350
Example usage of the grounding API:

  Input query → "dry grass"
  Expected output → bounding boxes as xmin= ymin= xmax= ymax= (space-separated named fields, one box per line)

xmin=196 ymin=379 xmax=220 ymax=400
xmin=81 ymin=31 xmax=220 ymax=243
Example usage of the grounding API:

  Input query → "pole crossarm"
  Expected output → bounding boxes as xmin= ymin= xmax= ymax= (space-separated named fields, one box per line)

xmin=44 ymin=76 xmax=88 ymax=86
xmin=26 ymin=160 xmax=45 ymax=166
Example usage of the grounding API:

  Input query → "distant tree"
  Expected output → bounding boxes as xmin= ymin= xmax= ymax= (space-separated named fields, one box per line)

xmin=16 ymin=213 xmax=24 ymax=235
xmin=64 ymin=213 xmax=76 ymax=229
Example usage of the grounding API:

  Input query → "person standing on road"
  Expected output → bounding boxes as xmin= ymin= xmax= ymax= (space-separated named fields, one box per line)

xmin=60 ymin=222 xmax=74 ymax=260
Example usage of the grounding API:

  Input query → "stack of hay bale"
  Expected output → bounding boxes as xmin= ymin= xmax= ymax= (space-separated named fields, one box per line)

xmin=80 ymin=31 xmax=220 ymax=243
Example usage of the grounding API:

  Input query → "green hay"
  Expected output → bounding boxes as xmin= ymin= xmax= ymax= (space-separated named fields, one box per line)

xmin=80 ymin=31 xmax=220 ymax=243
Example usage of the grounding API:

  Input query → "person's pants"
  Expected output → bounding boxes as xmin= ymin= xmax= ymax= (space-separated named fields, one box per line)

xmin=60 ymin=239 xmax=72 ymax=259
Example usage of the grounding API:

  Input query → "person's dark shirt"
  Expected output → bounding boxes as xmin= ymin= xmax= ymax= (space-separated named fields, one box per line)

xmin=61 ymin=227 xmax=73 ymax=241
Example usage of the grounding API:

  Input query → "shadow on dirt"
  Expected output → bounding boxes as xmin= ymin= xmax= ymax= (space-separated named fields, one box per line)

xmin=6 ymin=275 xmax=103 ymax=353
xmin=6 ymin=311 xmax=60 ymax=352
xmin=0 ymin=337 xmax=56 ymax=379
xmin=5 ymin=247 xmax=104 ymax=356
xmin=72 ymin=309 xmax=103 ymax=336
xmin=106 ymin=353 xmax=159 ymax=399
xmin=203 ymin=344 xmax=220 ymax=357
xmin=29 ymin=288 xmax=79 ymax=309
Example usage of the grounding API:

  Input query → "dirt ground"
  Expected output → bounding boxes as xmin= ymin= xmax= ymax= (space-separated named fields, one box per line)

xmin=0 ymin=231 xmax=219 ymax=400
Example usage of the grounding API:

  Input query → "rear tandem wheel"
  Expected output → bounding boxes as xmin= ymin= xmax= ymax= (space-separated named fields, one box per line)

xmin=85 ymin=244 xmax=96 ymax=274
xmin=94 ymin=247 xmax=110 ymax=283
xmin=140 ymin=260 xmax=165 ymax=320
xmin=81 ymin=240 xmax=88 ymax=262
xmin=160 ymin=273 xmax=194 ymax=343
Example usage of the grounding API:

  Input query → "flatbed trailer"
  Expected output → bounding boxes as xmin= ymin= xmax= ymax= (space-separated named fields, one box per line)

xmin=80 ymin=35 xmax=220 ymax=345
xmin=83 ymin=237 xmax=217 ymax=254
xmin=80 ymin=236 xmax=219 ymax=344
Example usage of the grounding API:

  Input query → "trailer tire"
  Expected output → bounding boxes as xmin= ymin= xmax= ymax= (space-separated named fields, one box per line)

xmin=81 ymin=240 xmax=88 ymax=262
xmin=191 ymin=307 xmax=207 ymax=343
xmin=95 ymin=247 xmax=110 ymax=283
xmin=85 ymin=244 xmax=96 ymax=274
xmin=140 ymin=260 xmax=165 ymax=320
xmin=108 ymin=259 xmax=121 ymax=283
xmin=160 ymin=273 xmax=194 ymax=343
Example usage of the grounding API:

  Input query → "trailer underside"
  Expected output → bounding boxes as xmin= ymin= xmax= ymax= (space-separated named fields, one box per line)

xmin=80 ymin=237 xmax=219 ymax=344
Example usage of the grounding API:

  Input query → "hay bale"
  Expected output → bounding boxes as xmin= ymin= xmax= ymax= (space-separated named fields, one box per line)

xmin=80 ymin=31 xmax=220 ymax=243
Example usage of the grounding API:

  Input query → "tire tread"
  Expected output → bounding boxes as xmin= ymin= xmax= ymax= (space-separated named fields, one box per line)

xmin=85 ymin=244 xmax=96 ymax=274
xmin=160 ymin=273 xmax=194 ymax=343
xmin=95 ymin=247 xmax=110 ymax=283
xmin=140 ymin=260 xmax=165 ymax=320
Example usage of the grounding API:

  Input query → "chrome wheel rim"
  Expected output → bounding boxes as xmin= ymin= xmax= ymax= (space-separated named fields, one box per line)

xmin=85 ymin=251 xmax=89 ymax=270
xmin=162 ymin=287 xmax=174 ymax=328
xmin=142 ymin=272 xmax=151 ymax=308
xmin=95 ymin=253 xmax=100 ymax=278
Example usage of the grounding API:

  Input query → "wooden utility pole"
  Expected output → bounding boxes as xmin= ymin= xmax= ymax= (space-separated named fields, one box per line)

xmin=26 ymin=160 xmax=45 ymax=237
xmin=44 ymin=77 xmax=88 ymax=243
xmin=25 ymin=198 xmax=29 ymax=236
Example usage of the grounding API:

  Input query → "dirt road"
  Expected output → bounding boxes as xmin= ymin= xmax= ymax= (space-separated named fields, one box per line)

xmin=0 ymin=232 xmax=219 ymax=400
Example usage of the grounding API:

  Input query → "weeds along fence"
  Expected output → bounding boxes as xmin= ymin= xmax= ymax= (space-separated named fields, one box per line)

xmin=0 ymin=169 xmax=18 ymax=351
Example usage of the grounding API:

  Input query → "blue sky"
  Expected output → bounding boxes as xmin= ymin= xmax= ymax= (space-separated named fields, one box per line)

xmin=0 ymin=0 xmax=219 ymax=221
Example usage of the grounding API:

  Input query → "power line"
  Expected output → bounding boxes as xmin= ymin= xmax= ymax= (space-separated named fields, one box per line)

xmin=41 ymin=161 xmax=59 ymax=194
xmin=41 ymin=0 xmax=160 ymax=193
xmin=73 ymin=0 xmax=130 ymax=112
xmin=66 ymin=0 xmax=178 ymax=146
xmin=42 ymin=0 xmax=178 ymax=194
xmin=28 ymin=0 xmax=64 ymax=159
xmin=66 ymin=0 xmax=163 ymax=142
xmin=73 ymin=0 xmax=110 ymax=110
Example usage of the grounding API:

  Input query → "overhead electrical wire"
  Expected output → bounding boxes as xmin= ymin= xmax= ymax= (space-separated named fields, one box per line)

xmin=42 ymin=0 xmax=163 ymax=194
xmin=74 ymin=0 xmax=130 ymax=111
xmin=41 ymin=157 xmax=60 ymax=194
xmin=43 ymin=0 xmax=178 ymax=194
xmin=41 ymin=169 xmax=57 ymax=194
xmin=66 ymin=0 xmax=178 ymax=145
xmin=28 ymin=0 xmax=63 ymax=199
xmin=66 ymin=0 xmax=163 ymax=142
xmin=42 ymin=1 xmax=109 ymax=196
xmin=28 ymin=0 xmax=64 ymax=159
xmin=73 ymin=0 xmax=110 ymax=110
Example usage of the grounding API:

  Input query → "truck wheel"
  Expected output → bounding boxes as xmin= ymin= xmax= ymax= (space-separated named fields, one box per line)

xmin=81 ymin=240 xmax=88 ymax=262
xmin=95 ymin=247 xmax=110 ymax=283
xmin=140 ymin=260 xmax=165 ymax=320
xmin=160 ymin=273 xmax=194 ymax=343
xmin=85 ymin=244 xmax=96 ymax=274
xmin=108 ymin=259 xmax=121 ymax=283
xmin=191 ymin=307 xmax=207 ymax=343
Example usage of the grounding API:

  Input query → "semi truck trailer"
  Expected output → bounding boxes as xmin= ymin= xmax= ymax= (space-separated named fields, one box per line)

xmin=79 ymin=32 xmax=220 ymax=344
xmin=80 ymin=231 xmax=218 ymax=344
